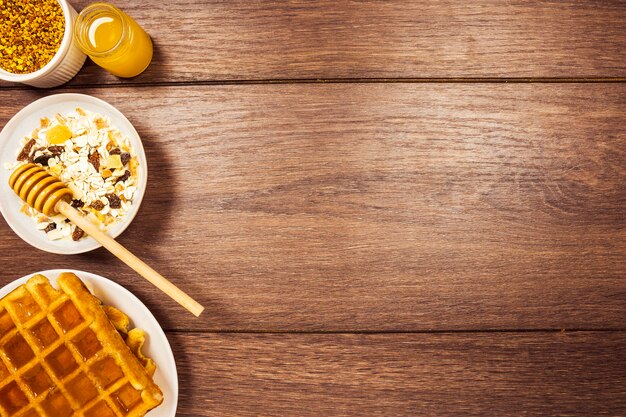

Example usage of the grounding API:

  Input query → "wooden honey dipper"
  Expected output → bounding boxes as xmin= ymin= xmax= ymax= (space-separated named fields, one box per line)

xmin=9 ymin=163 xmax=205 ymax=317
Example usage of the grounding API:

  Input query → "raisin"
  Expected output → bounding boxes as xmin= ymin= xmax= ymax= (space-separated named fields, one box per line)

xmin=33 ymin=154 xmax=50 ymax=166
xmin=43 ymin=223 xmax=56 ymax=233
xmin=115 ymin=170 xmax=131 ymax=184
xmin=47 ymin=145 xmax=64 ymax=156
xmin=90 ymin=200 xmax=105 ymax=211
xmin=72 ymin=227 xmax=84 ymax=241
xmin=17 ymin=139 xmax=36 ymax=161
xmin=109 ymin=148 xmax=121 ymax=155
xmin=105 ymin=193 xmax=121 ymax=209
xmin=88 ymin=151 xmax=100 ymax=172
xmin=120 ymin=152 xmax=131 ymax=166
xmin=70 ymin=199 xmax=84 ymax=208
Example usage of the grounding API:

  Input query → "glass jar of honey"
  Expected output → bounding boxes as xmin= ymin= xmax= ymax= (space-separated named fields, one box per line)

xmin=74 ymin=3 xmax=153 ymax=78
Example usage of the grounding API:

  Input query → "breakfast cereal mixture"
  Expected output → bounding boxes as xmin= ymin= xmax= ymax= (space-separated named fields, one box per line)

xmin=0 ymin=0 xmax=65 ymax=74
xmin=4 ymin=107 xmax=140 ymax=241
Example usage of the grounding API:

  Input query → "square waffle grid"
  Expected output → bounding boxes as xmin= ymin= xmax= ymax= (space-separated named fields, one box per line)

xmin=0 ymin=276 xmax=156 ymax=417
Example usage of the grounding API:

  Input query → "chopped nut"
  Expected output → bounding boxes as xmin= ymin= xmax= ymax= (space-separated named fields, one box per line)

xmin=17 ymin=139 xmax=36 ymax=161
xmin=47 ymin=145 xmax=64 ymax=156
xmin=72 ymin=227 xmax=84 ymax=241
xmin=105 ymin=193 xmax=122 ymax=209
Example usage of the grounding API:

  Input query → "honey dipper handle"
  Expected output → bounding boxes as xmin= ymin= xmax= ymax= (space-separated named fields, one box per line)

xmin=56 ymin=200 xmax=205 ymax=317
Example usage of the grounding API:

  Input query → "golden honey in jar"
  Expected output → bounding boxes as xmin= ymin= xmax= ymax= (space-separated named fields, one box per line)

xmin=74 ymin=2 xmax=153 ymax=78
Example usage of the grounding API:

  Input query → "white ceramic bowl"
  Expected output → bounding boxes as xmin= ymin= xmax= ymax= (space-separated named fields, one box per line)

xmin=0 ymin=0 xmax=86 ymax=88
xmin=0 ymin=94 xmax=148 ymax=254
xmin=0 ymin=269 xmax=178 ymax=417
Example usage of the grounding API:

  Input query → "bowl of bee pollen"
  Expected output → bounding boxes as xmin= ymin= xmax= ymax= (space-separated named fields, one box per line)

xmin=0 ymin=0 xmax=87 ymax=88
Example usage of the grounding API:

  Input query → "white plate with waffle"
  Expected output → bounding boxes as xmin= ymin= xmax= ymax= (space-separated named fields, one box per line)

xmin=0 ymin=269 xmax=177 ymax=417
xmin=0 ymin=94 xmax=148 ymax=255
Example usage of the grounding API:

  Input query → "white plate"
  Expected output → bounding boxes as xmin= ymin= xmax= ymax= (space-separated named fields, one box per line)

xmin=0 ymin=269 xmax=178 ymax=417
xmin=0 ymin=94 xmax=148 ymax=254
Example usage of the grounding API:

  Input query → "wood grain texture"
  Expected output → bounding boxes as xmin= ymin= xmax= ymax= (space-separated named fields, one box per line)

xmin=169 ymin=331 xmax=626 ymax=416
xmin=0 ymin=84 xmax=625 ymax=331
xmin=2 ymin=0 xmax=626 ymax=88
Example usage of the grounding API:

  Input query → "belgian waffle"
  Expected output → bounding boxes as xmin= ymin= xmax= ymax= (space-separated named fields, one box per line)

xmin=0 ymin=272 xmax=163 ymax=417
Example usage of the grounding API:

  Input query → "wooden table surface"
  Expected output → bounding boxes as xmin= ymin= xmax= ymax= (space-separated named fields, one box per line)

xmin=1 ymin=1 xmax=626 ymax=415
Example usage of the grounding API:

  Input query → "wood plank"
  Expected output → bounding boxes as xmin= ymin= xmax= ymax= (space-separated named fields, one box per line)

xmin=2 ymin=0 xmax=626 ymax=88
xmin=0 ymin=84 xmax=625 ymax=331
xmin=170 ymin=331 xmax=626 ymax=416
